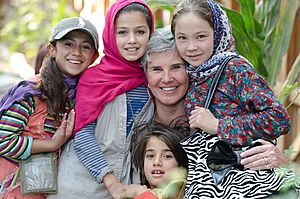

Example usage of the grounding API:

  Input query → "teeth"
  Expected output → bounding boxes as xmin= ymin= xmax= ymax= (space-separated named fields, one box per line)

xmin=127 ymin=48 xmax=138 ymax=51
xmin=161 ymin=87 xmax=176 ymax=91
xmin=69 ymin=60 xmax=81 ymax=64
xmin=153 ymin=170 xmax=163 ymax=174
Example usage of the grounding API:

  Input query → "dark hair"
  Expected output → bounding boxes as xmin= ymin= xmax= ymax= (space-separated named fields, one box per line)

xmin=132 ymin=122 xmax=189 ymax=188
xmin=171 ymin=0 xmax=213 ymax=35
xmin=36 ymin=42 xmax=71 ymax=122
xmin=35 ymin=43 xmax=47 ymax=74
xmin=115 ymin=2 xmax=152 ymax=34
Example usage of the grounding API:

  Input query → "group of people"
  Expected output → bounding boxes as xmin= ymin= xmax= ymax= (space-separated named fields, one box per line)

xmin=0 ymin=0 xmax=299 ymax=198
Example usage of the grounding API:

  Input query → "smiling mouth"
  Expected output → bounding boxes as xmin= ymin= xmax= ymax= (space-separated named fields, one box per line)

xmin=187 ymin=54 xmax=200 ymax=58
xmin=68 ymin=59 xmax=82 ymax=64
xmin=151 ymin=170 xmax=165 ymax=175
xmin=125 ymin=47 xmax=139 ymax=52
xmin=161 ymin=87 xmax=177 ymax=91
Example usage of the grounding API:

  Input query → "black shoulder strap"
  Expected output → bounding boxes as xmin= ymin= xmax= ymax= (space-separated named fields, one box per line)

xmin=204 ymin=55 xmax=237 ymax=109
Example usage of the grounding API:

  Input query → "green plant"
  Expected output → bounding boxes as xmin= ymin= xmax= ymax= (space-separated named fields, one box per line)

xmin=0 ymin=0 xmax=78 ymax=63
xmin=220 ymin=0 xmax=300 ymax=102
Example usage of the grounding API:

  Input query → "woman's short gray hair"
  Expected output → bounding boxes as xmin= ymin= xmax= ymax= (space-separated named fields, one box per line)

xmin=141 ymin=25 xmax=176 ymax=71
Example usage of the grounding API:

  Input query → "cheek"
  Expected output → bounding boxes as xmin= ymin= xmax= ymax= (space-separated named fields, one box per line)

xmin=206 ymin=39 xmax=214 ymax=55
xmin=147 ymin=74 xmax=160 ymax=87
xmin=144 ymin=159 xmax=151 ymax=173
xmin=139 ymin=36 xmax=150 ymax=50
xmin=175 ymin=72 xmax=189 ymax=86
xmin=175 ymin=42 xmax=186 ymax=57
xmin=115 ymin=37 xmax=123 ymax=52
xmin=169 ymin=160 xmax=179 ymax=169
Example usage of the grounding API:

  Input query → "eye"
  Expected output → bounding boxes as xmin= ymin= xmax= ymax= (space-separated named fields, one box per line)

xmin=171 ymin=64 xmax=184 ymax=70
xmin=116 ymin=30 xmax=127 ymax=36
xmin=163 ymin=154 xmax=174 ymax=159
xmin=177 ymin=35 xmax=186 ymax=41
xmin=146 ymin=154 xmax=154 ymax=159
xmin=63 ymin=41 xmax=73 ymax=47
xmin=196 ymin=34 xmax=206 ymax=40
xmin=136 ymin=30 xmax=146 ymax=35
xmin=151 ymin=66 xmax=162 ymax=72
xmin=82 ymin=43 xmax=93 ymax=50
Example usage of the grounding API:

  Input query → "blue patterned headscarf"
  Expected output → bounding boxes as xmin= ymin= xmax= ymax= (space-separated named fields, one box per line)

xmin=186 ymin=0 xmax=237 ymax=81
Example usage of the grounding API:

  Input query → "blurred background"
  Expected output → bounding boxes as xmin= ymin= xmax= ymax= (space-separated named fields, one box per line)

xmin=0 ymin=0 xmax=299 ymax=163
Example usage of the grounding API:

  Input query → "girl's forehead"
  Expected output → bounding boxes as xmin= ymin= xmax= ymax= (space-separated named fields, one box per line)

xmin=146 ymin=136 xmax=171 ymax=150
xmin=115 ymin=11 xmax=148 ymax=25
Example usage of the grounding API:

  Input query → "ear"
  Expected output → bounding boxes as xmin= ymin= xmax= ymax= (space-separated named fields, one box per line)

xmin=91 ymin=51 xmax=100 ymax=64
xmin=47 ymin=43 xmax=56 ymax=58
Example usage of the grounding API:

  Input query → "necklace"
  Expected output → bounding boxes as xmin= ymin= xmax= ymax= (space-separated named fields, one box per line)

xmin=127 ymin=94 xmax=137 ymax=129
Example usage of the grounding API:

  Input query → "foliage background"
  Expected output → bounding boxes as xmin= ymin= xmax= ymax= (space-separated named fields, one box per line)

xmin=0 ymin=0 xmax=78 ymax=65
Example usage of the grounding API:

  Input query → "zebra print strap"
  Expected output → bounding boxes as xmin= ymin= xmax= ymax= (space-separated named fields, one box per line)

xmin=204 ymin=55 xmax=237 ymax=109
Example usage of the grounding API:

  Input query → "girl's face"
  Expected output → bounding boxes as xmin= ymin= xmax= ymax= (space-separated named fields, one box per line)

xmin=174 ymin=12 xmax=214 ymax=67
xmin=115 ymin=11 xmax=150 ymax=61
xmin=146 ymin=49 xmax=189 ymax=107
xmin=144 ymin=136 xmax=178 ymax=188
xmin=49 ymin=30 xmax=98 ymax=77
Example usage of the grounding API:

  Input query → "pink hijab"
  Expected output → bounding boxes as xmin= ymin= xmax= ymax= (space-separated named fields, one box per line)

xmin=74 ymin=0 xmax=154 ymax=134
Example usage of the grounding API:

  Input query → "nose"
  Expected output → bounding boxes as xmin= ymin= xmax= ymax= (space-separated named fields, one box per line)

xmin=153 ymin=156 xmax=162 ymax=166
xmin=72 ymin=45 xmax=82 ymax=55
xmin=128 ymin=32 xmax=137 ymax=44
xmin=187 ymin=40 xmax=197 ymax=51
xmin=161 ymin=71 xmax=173 ymax=83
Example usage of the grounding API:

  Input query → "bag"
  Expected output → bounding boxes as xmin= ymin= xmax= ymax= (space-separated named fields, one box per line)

xmin=200 ymin=55 xmax=238 ymax=185
xmin=19 ymin=152 xmax=58 ymax=194
xmin=207 ymin=140 xmax=262 ymax=185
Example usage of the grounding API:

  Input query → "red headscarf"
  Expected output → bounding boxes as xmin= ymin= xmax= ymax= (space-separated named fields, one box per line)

xmin=74 ymin=0 xmax=154 ymax=134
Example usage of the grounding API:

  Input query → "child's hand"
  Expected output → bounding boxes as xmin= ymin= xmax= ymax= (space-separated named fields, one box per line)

xmin=189 ymin=106 xmax=218 ymax=134
xmin=103 ymin=172 xmax=127 ymax=199
xmin=51 ymin=109 xmax=75 ymax=149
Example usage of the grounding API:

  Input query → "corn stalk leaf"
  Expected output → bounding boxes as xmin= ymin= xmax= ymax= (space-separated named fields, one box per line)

xmin=267 ymin=0 xmax=299 ymax=86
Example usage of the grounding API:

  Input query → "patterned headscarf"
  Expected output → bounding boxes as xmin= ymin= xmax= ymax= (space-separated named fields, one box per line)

xmin=74 ymin=0 xmax=154 ymax=134
xmin=186 ymin=0 xmax=237 ymax=82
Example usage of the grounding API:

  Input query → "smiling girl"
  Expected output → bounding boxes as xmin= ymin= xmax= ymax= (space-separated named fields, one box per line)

xmin=0 ymin=17 xmax=99 ymax=199
xmin=47 ymin=1 xmax=155 ymax=199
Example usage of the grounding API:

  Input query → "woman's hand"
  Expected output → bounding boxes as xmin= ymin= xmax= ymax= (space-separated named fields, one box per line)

xmin=189 ymin=106 xmax=218 ymax=134
xmin=240 ymin=139 xmax=288 ymax=170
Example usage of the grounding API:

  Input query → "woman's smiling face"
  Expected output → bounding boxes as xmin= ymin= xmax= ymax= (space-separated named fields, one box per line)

xmin=146 ymin=49 xmax=189 ymax=107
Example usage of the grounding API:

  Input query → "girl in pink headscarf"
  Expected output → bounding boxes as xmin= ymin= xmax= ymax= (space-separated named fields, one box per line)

xmin=47 ymin=1 xmax=154 ymax=199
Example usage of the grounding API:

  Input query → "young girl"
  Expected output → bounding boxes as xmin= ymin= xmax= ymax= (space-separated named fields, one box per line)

xmin=47 ymin=1 xmax=155 ymax=199
xmin=0 ymin=17 xmax=99 ymax=199
xmin=122 ymin=123 xmax=189 ymax=199
xmin=170 ymin=0 xmax=299 ymax=198
xmin=171 ymin=0 xmax=290 ymax=146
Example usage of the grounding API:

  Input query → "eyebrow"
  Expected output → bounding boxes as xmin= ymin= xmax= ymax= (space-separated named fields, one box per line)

xmin=145 ymin=149 xmax=172 ymax=153
xmin=115 ymin=25 xmax=148 ymax=29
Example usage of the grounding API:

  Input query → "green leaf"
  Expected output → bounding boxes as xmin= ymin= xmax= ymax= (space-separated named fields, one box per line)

xmin=222 ymin=6 xmax=267 ymax=77
xmin=267 ymin=0 xmax=299 ymax=86
xmin=261 ymin=0 xmax=281 ymax=37
xmin=237 ymin=0 xmax=256 ymax=36
xmin=279 ymin=53 xmax=300 ymax=102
